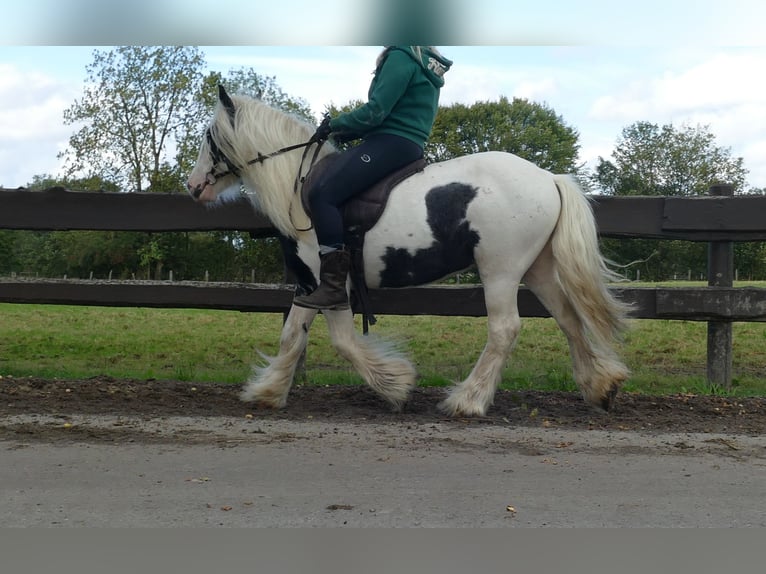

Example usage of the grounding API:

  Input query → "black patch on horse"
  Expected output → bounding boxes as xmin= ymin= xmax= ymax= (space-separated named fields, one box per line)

xmin=278 ymin=235 xmax=317 ymax=296
xmin=379 ymin=183 xmax=480 ymax=287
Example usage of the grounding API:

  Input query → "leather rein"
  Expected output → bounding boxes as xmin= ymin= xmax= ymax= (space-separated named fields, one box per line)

xmin=194 ymin=130 xmax=326 ymax=202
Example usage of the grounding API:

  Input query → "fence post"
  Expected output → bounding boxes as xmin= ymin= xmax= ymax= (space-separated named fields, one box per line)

xmin=706 ymin=183 xmax=734 ymax=389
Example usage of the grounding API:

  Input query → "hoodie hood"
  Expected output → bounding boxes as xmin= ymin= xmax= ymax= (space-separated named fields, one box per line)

xmin=393 ymin=46 xmax=452 ymax=88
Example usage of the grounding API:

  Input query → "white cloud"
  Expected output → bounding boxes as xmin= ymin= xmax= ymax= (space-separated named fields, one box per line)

xmin=741 ymin=139 xmax=766 ymax=191
xmin=439 ymin=60 xmax=563 ymax=108
xmin=206 ymin=47 xmax=381 ymax=119
xmin=585 ymin=49 xmax=766 ymax=187
xmin=0 ymin=64 xmax=76 ymax=186
xmin=652 ymin=52 xmax=766 ymax=112
xmin=592 ymin=51 xmax=766 ymax=121
xmin=4 ymin=45 xmax=766 ymax=191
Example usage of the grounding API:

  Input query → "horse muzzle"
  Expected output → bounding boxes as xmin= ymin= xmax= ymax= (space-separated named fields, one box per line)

xmin=187 ymin=173 xmax=217 ymax=201
xmin=187 ymin=181 xmax=204 ymax=200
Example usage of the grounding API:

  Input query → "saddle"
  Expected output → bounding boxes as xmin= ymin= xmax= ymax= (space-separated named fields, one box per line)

xmin=301 ymin=154 xmax=428 ymax=332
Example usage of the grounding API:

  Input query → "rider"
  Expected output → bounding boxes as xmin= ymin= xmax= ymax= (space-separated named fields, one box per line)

xmin=293 ymin=45 xmax=452 ymax=311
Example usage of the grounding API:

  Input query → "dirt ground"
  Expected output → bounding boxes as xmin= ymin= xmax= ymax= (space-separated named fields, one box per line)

xmin=1 ymin=375 xmax=764 ymax=444
xmin=3 ymin=375 xmax=765 ymax=527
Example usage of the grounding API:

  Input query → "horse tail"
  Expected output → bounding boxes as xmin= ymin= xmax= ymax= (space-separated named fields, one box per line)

xmin=551 ymin=174 xmax=630 ymax=348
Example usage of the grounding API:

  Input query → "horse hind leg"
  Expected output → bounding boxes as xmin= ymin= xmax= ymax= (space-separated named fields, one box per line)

xmin=240 ymin=305 xmax=318 ymax=408
xmin=323 ymin=308 xmax=417 ymax=411
xmin=439 ymin=279 xmax=522 ymax=417
xmin=523 ymin=243 xmax=629 ymax=411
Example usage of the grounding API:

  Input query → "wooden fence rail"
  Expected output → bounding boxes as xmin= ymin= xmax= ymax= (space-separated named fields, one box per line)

xmin=1 ymin=278 xmax=765 ymax=322
xmin=3 ymin=185 xmax=766 ymax=389
xmin=1 ymin=185 xmax=766 ymax=241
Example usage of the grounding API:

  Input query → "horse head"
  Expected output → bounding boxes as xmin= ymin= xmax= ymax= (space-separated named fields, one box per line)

xmin=186 ymin=84 xmax=327 ymax=238
xmin=187 ymin=85 xmax=242 ymax=203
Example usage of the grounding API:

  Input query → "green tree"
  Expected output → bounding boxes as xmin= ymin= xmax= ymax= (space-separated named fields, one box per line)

xmin=324 ymin=96 xmax=581 ymax=172
xmin=221 ymin=68 xmax=314 ymax=120
xmin=0 ymin=230 xmax=18 ymax=274
xmin=427 ymin=96 xmax=581 ymax=173
xmin=60 ymin=46 xmax=206 ymax=194
xmin=26 ymin=173 xmax=120 ymax=192
xmin=3 ymin=174 xmax=123 ymax=278
xmin=591 ymin=122 xmax=750 ymax=280
xmin=8 ymin=60 xmax=320 ymax=281
xmin=590 ymin=122 xmax=747 ymax=196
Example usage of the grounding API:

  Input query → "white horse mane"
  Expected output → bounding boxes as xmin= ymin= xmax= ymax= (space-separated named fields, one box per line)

xmin=209 ymin=94 xmax=332 ymax=238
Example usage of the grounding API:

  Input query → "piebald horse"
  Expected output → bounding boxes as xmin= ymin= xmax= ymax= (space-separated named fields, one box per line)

xmin=187 ymin=86 xmax=630 ymax=417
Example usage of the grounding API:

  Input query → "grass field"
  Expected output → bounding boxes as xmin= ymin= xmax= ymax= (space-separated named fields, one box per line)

xmin=1 ymin=291 xmax=765 ymax=397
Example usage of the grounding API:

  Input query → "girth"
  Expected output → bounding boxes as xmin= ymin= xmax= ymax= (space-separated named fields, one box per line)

xmin=301 ymin=154 xmax=428 ymax=332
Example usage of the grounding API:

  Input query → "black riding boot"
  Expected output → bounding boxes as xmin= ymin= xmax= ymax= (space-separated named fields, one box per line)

xmin=293 ymin=248 xmax=351 ymax=310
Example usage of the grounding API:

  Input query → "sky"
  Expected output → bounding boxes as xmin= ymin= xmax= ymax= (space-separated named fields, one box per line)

xmin=3 ymin=1 xmax=766 ymax=190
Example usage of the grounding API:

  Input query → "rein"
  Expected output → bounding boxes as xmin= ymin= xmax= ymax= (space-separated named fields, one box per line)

xmin=199 ymin=133 xmax=326 ymax=232
xmin=284 ymin=137 xmax=326 ymax=232
xmin=205 ymin=132 xmax=322 ymax=182
xmin=246 ymin=139 xmax=320 ymax=167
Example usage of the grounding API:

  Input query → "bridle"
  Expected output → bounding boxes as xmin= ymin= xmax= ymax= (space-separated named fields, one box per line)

xmin=193 ymin=127 xmax=326 ymax=200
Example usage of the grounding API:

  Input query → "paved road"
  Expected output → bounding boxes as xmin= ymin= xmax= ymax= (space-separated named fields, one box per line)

xmin=1 ymin=414 xmax=764 ymax=527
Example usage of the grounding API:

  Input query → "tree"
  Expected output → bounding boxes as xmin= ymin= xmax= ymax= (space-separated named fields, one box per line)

xmin=325 ymin=96 xmax=580 ymax=172
xmin=26 ymin=173 xmax=120 ymax=193
xmin=221 ymin=68 xmax=314 ymax=121
xmin=8 ymin=58 xmax=323 ymax=281
xmin=427 ymin=96 xmax=581 ymax=173
xmin=0 ymin=230 xmax=18 ymax=274
xmin=590 ymin=122 xmax=751 ymax=280
xmin=1 ymin=174 xmax=123 ymax=278
xmin=60 ymin=46 xmax=206 ymax=193
xmin=590 ymin=122 xmax=747 ymax=196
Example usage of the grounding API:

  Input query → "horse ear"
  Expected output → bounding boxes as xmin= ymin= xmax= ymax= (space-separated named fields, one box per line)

xmin=218 ymin=84 xmax=236 ymax=122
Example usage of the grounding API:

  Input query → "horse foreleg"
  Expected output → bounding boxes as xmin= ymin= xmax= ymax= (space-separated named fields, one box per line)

xmin=439 ymin=281 xmax=521 ymax=417
xmin=323 ymin=309 xmax=418 ymax=411
xmin=240 ymin=305 xmax=318 ymax=408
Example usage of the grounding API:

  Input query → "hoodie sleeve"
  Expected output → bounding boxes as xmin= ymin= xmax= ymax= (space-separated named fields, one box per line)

xmin=329 ymin=49 xmax=418 ymax=137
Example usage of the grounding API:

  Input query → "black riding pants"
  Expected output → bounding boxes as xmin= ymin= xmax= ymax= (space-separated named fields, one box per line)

xmin=308 ymin=133 xmax=423 ymax=248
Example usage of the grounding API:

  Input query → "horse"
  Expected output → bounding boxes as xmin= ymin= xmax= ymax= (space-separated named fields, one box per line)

xmin=186 ymin=85 xmax=630 ymax=417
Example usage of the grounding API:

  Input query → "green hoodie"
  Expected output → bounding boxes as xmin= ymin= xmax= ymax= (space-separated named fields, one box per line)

xmin=329 ymin=46 xmax=453 ymax=148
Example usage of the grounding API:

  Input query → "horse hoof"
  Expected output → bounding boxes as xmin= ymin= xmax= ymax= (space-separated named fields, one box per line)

xmin=239 ymin=385 xmax=288 ymax=409
xmin=437 ymin=397 xmax=487 ymax=418
xmin=600 ymin=384 xmax=620 ymax=411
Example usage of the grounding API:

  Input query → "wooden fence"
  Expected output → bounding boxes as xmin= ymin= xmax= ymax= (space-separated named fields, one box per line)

xmin=2 ymin=184 xmax=766 ymax=389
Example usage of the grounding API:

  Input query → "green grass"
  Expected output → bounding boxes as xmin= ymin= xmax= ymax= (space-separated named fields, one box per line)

xmin=630 ymin=280 xmax=766 ymax=288
xmin=1 ymin=298 xmax=765 ymax=397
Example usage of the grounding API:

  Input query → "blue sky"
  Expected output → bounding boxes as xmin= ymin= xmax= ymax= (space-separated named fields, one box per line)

xmin=3 ymin=2 xmax=766 ymax=190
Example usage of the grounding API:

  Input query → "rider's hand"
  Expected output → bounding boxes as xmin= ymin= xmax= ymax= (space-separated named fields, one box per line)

xmin=313 ymin=115 xmax=332 ymax=141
